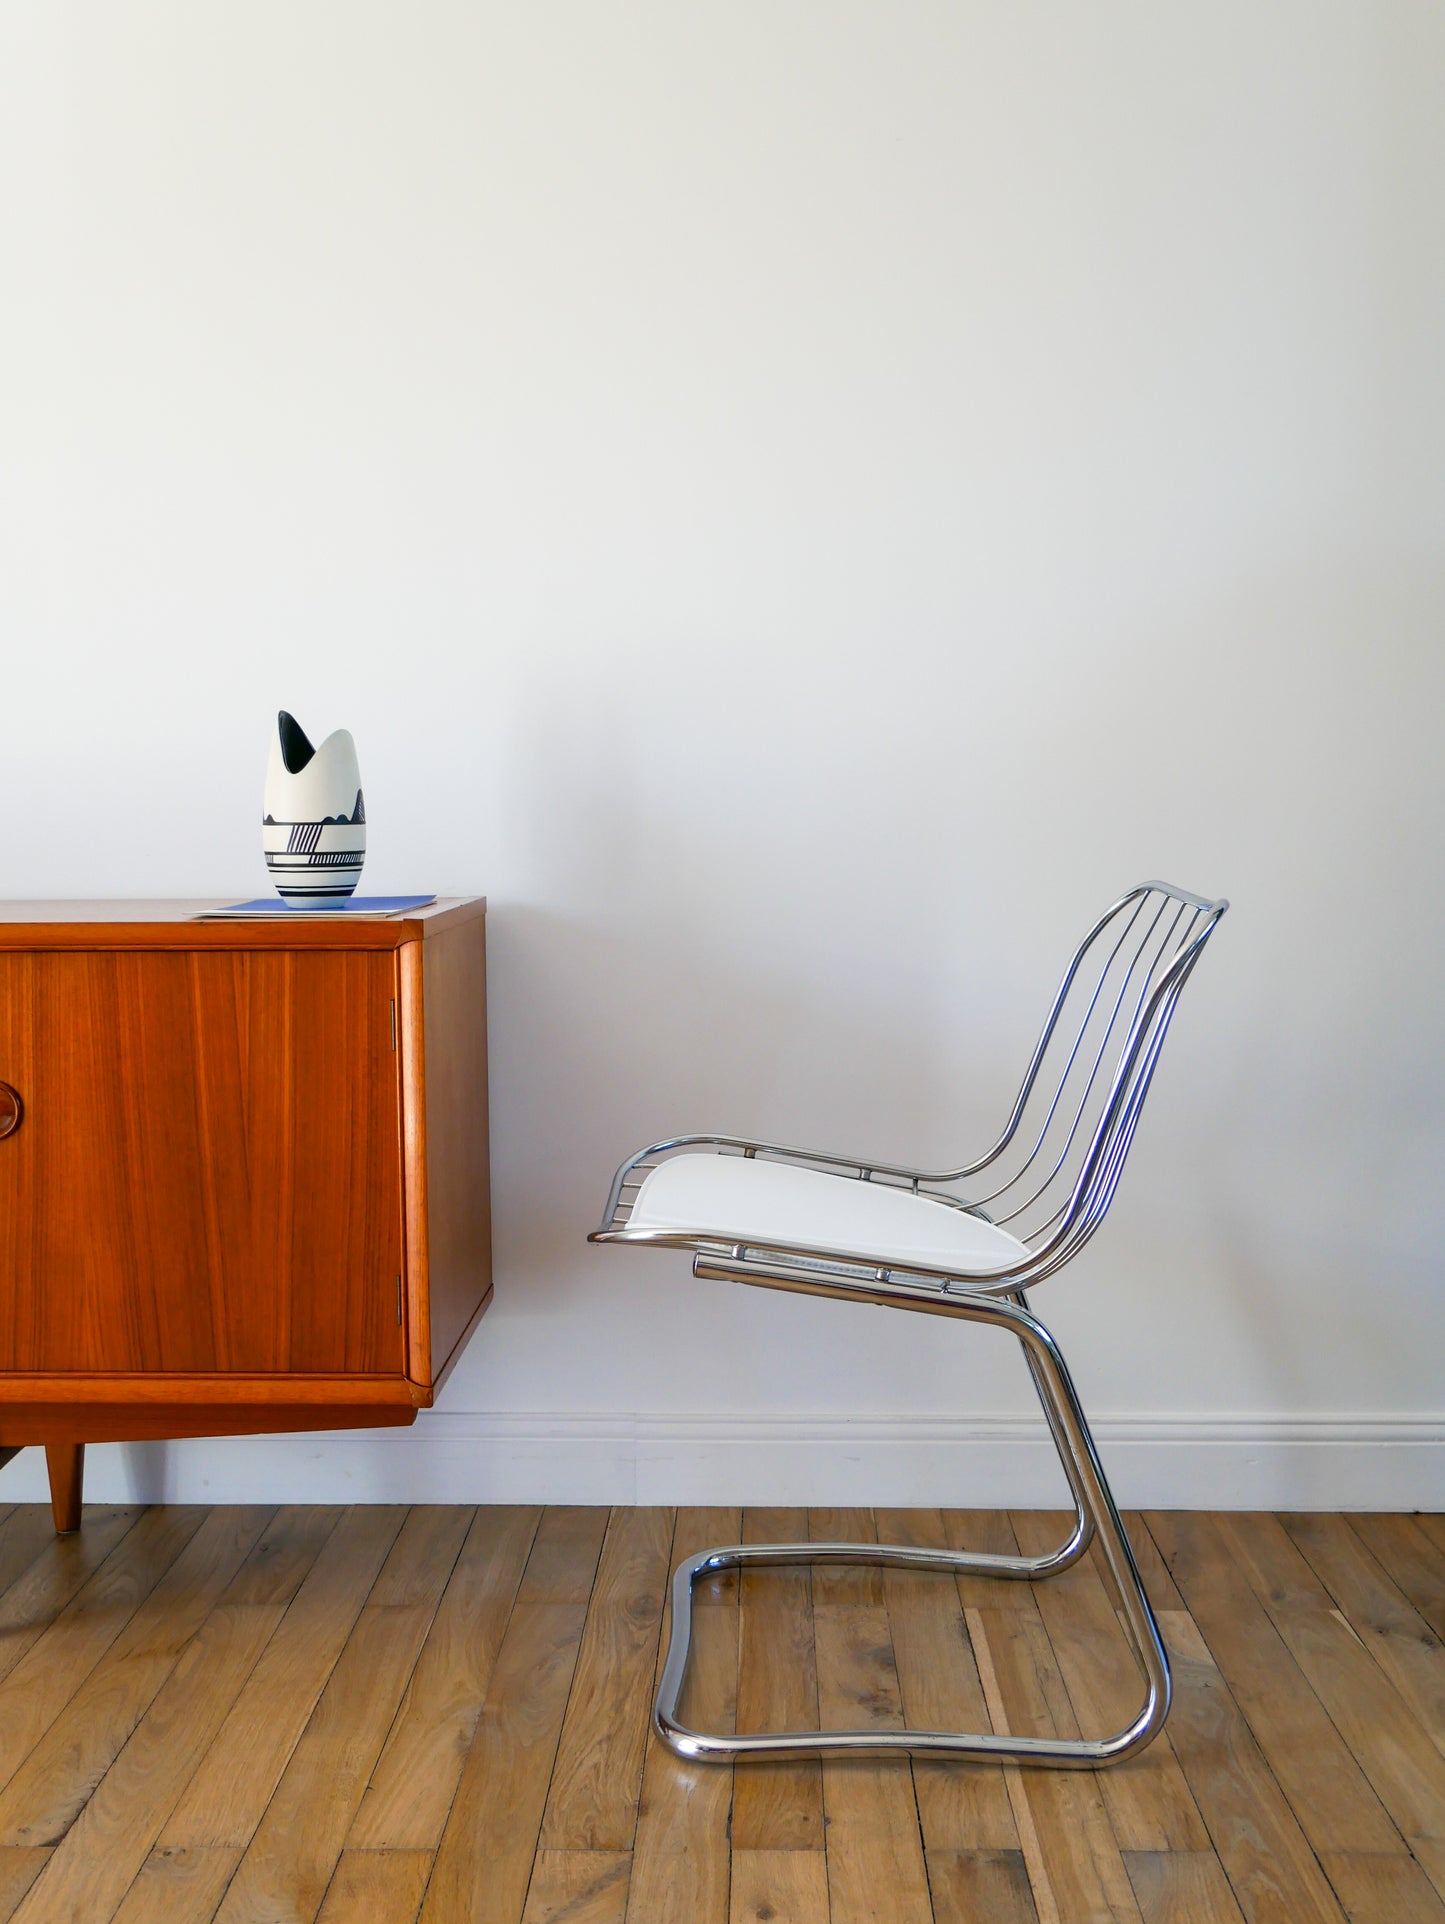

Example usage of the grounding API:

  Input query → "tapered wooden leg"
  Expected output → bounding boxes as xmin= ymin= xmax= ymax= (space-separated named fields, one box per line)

xmin=45 ymin=1443 xmax=84 ymax=1533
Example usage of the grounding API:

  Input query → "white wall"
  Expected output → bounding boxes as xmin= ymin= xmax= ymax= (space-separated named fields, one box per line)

xmin=2 ymin=1 xmax=1442 ymax=1508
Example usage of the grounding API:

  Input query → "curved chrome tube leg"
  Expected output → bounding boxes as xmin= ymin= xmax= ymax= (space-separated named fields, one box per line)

xmin=654 ymin=1290 xmax=1170 ymax=1769
xmin=1007 ymin=1287 xmax=1094 ymax=1578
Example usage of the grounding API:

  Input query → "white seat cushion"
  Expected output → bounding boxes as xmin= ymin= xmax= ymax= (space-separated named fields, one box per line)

xmin=627 ymin=1153 xmax=1027 ymax=1277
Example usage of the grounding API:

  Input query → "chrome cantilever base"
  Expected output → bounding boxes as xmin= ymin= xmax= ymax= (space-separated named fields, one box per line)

xmin=653 ymin=1283 xmax=1171 ymax=1769
xmin=606 ymin=881 xmax=1226 ymax=1768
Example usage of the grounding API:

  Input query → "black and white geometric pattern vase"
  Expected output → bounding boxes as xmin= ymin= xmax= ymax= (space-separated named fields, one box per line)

xmin=262 ymin=711 xmax=366 ymax=904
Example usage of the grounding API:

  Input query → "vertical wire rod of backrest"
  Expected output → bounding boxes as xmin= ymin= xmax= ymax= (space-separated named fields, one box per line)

xmin=1084 ymin=951 xmax=1204 ymax=1228
xmin=938 ymin=891 xmax=1158 ymax=1185
xmin=1006 ymin=900 xmax=1205 ymax=1241
xmin=987 ymin=896 xmax=1199 ymax=1233
xmin=977 ymin=899 xmax=1167 ymax=1220
xmin=964 ymin=891 xmax=1157 ymax=1213
xmin=942 ymin=883 xmax=1212 ymax=1190
xmin=1021 ymin=912 xmax=1223 ymax=1283
xmin=1070 ymin=921 xmax=1217 ymax=1231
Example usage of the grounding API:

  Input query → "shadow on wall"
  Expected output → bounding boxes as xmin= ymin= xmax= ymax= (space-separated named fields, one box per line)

xmin=473 ymin=662 xmax=1225 ymax=1422
xmin=461 ymin=542 xmax=1445 ymax=1424
xmin=485 ymin=899 xmax=1027 ymax=1315
xmin=483 ymin=895 xmax=1433 ymax=1428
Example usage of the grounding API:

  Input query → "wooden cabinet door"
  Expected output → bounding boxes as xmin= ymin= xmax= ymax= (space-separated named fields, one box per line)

xmin=0 ymin=948 xmax=405 ymax=1375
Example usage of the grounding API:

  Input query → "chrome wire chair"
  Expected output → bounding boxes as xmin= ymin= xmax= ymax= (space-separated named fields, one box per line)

xmin=590 ymin=881 xmax=1227 ymax=1769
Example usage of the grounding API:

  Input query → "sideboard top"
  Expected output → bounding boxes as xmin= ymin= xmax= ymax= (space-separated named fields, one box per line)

xmin=0 ymin=897 xmax=485 ymax=950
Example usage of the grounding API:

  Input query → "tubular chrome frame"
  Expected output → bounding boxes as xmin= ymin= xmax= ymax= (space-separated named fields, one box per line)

xmin=589 ymin=881 xmax=1226 ymax=1768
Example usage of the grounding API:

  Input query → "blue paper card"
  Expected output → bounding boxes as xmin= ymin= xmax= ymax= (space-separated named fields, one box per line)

xmin=202 ymin=895 xmax=438 ymax=918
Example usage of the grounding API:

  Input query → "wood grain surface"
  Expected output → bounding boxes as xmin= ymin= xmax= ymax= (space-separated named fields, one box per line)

xmin=626 ymin=1507 xmax=739 ymax=1924
xmin=731 ymin=1506 xmax=823 ymax=1853
xmin=0 ymin=901 xmax=492 ymax=1492
xmin=0 ymin=1502 xmax=1432 ymax=1921
xmin=42 ymin=1447 xmax=82 ymax=1534
xmin=0 ymin=948 xmax=404 ymax=1376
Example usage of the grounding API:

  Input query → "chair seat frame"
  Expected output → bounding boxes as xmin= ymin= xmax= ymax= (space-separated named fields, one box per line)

xmin=589 ymin=882 xmax=1226 ymax=1768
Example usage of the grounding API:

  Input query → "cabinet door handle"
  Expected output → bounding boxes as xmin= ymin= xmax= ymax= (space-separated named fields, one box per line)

xmin=0 ymin=1083 xmax=22 ymax=1139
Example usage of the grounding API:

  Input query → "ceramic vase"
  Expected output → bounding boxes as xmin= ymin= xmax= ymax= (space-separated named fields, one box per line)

xmin=262 ymin=711 xmax=366 ymax=903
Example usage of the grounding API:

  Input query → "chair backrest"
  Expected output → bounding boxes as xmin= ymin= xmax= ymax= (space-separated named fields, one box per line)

xmin=947 ymin=882 xmax=1227 ymax=1280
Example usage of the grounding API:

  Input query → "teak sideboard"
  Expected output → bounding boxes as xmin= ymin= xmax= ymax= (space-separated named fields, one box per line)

xmin=0 ymin=898 xmax=491 ymax=1530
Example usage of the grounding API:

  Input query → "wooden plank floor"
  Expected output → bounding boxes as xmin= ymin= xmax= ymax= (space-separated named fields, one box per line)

xmin=0 ymin=1503 xmax=1440 ymax=1922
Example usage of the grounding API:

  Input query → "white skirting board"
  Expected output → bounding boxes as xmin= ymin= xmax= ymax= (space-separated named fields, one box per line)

xmin=1 ymin=1413 xmax=1441 ymax=1511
